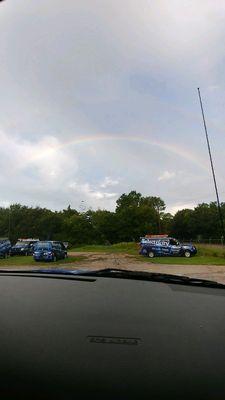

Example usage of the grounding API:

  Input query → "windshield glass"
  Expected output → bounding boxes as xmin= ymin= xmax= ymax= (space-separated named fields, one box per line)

xmin=0 ymin=1 xmax=225 ymax=286
xmin=34 ymin=243 xmax=51 ymax=251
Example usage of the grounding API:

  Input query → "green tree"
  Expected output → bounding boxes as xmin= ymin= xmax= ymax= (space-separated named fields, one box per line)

xmin=116 ymin=191 xmax=142 ymax=211
xmin=192 ymin=202 xmax=220 ymax=239
xmin=89 ymin=210 xmax=118 ymax=244
xmin=115 ymin=192 xmax=164 ymax=240
xmin=171 ymin=209 xmax=194 ymax=239
xmin=161 ymin=213 xmax=173 ymax=234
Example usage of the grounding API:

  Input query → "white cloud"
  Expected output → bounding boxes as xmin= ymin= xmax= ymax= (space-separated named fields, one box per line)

xmin=158 ymin=171 xmax=175 ymax=181
xmin=0 ymin=129 xmax=78 ymax=183
xmin=100 ymin=176 xmax=120 ymax=188
xmin=68 ymin=182 xmax=117 ymax=201
xmin=207 ymin=85 xmax=220 ymax=91
xmin=168 ymin=203 xmax=196 ymax=215
xmin=0 ymin=201 xmax=10 ymax=208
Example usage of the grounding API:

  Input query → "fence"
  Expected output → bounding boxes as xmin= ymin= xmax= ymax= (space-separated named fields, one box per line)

xmin=180 ymin=237 xmax=224 ymax=246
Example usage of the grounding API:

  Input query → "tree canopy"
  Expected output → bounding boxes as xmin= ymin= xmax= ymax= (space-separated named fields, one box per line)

xmin=0 ymin=193 xmax=224 ymax=245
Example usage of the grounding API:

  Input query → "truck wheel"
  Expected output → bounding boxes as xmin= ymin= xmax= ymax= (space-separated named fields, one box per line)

xmin=184 ymin=250 xmax=191 ymax=258
xmin=148 ymin=251 xmax=155 ymax=258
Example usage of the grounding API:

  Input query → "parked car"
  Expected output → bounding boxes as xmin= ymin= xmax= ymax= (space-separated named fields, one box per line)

xmin=33 ymin=241 xmax=66 ymax=262
xmin=50 ymin=241 xmax=68 ymax=258
xmin=10 ymin=238 xmax=39 ymax=256
xmin=139 ymin=235 xmax=197 ymax=258
xmin=0 ymin=238 xmax=11 ymax=258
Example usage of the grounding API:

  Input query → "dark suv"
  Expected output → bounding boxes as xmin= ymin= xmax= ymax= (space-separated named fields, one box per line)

xmin=33 ymin=241 xmax=66 ymax=262
xmin=0 ymin=238 xmax=11 ymax=258
xmin=10 ymin=239 xmax=39 ymax=256
xmin=51 ymin=241 xmax=68 ymax=258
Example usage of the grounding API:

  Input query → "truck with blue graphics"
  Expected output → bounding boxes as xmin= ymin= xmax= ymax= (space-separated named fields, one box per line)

xmin=139 ymin=235 xmax=197 ymax=258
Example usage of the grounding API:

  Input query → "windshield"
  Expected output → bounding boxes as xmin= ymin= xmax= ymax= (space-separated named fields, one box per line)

xmin=0 ymin=1 xmax=225 ymax=286
xmin=34 ymin=243 xmax=51 ymax=251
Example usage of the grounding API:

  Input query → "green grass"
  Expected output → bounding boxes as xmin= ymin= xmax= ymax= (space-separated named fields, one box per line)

xmin=71 ymin=242 xmax=138 ymax=254
xmin=196 ymin=244 xmax=225 ymax=258
xmin=0 ymin=255 xmax=86 ymax=268
xmin=139 ymin=244 xmax=225 ymax=265
xmin=72 ymin=242 xmax=225 ymax=265
xmin=2 ymin=244 xmax=225 ymax=267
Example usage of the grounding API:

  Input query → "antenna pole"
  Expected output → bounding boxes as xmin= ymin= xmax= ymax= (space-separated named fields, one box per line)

xmin=8 ymin=207 xmax=11 ymax=239
xmin=197 ymin=88 xmax=225 ymax=242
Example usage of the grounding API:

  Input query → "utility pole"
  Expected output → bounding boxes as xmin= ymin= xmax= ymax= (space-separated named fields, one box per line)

xmin=197 ymin=88 xmax=225 ymax=242
xmin=157 ymin=207 xmax=161 ymax=234
xmin=8 ymin=207 xmax=11 ymax=239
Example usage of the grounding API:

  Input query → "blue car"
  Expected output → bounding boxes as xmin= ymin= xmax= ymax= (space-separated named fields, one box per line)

xmin=33 ymin=241 xmax=66 ymax=262
xmin=139 ymin=236 xmax=197 ymax=258
xmin=0 ymin=238 xmax=11 ymax=258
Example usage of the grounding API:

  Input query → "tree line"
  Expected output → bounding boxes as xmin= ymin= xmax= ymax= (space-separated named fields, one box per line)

xmin=0 ymin=191 xmax=224 ymax=245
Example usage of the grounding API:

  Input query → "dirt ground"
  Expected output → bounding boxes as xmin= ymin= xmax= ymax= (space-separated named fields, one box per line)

xmin=1 ymin=251 xmax=225 ymax=284
xmin=68 ymin=252 xmax=225 ymax=284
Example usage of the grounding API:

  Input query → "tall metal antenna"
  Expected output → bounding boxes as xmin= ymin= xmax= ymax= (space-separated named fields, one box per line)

xmin=8 ymin=207 xmax=11 ymax=239
xmin=197 ymin=87 xmax=225 ymax=241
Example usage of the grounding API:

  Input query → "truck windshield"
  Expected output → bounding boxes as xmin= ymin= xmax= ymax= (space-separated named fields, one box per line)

xmin=0 ymin=1 xmax=225 ymax=286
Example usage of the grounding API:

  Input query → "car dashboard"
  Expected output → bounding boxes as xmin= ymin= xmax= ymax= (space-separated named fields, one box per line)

xmin=0 ymin=272 xmax=224 ymax=399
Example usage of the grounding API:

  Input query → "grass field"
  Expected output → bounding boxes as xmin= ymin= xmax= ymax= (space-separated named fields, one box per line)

xmin=72 ymin=242 xmax=225 ymax=265
xmin=0 ymin=255 xmax=86 ymax=268
xmin=1 ymin=243 xmax=225 ymax=267
xmin=71 ymin=242 xmax=139 ymax=254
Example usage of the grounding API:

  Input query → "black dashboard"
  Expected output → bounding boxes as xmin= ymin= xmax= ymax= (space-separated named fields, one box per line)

xmin=0 ymin=272 xmax=224 ymax=399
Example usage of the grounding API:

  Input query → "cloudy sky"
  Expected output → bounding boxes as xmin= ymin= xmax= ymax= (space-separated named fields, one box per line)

xmin=1 ymin=0 xmax=225 ymax=213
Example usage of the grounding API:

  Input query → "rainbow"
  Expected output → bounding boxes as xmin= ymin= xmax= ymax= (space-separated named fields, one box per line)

xmin=26 ymin=133 xmax=209 ymax=172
